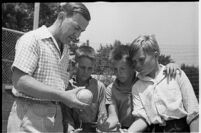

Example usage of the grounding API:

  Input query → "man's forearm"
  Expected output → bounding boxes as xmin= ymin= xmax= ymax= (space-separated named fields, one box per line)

xmin=12 ymin=67 xmax=89 ymax=109
xmin=13 ymin=74 xmax=63 ymax=101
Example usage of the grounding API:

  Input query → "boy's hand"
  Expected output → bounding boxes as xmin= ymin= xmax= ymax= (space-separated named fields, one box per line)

xmin=164 ymin=63 xmax=181 ymax=81
xmin=97 ymin=116 xmax=119 ymax=132
xmin=69 ymin=128 xmax=83 ymax=133
xmin=97 ymin=112 xmax=107 ymax=124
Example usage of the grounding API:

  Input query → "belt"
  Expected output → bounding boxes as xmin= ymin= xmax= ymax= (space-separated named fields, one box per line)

xmin=12 ymin=93 xmax=59 ymax=105
xmin=154 ymin=117 xmax=187 ymax=127
xmin=151 ymin=117 xmax=190 ymax=132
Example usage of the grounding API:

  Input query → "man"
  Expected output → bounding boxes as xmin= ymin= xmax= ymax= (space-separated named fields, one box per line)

xmin=7 ymin=3 xmax=91 ymax=132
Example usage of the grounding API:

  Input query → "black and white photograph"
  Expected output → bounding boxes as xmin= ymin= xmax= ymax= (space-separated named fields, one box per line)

xmin=2 ymin=2 xmax=199 ymax=133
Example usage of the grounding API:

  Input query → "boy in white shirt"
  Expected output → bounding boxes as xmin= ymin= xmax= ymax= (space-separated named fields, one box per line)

xmin=129 ymin=35 xmax=199 ymax=133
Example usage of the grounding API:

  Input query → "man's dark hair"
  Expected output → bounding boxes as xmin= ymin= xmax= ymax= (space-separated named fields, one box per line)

xmin=59 ymin=2 xmax=91 ymax=21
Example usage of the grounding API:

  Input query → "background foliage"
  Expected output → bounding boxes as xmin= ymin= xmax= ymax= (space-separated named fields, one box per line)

xmin=2 ymin=3 xmax=59 ymax=32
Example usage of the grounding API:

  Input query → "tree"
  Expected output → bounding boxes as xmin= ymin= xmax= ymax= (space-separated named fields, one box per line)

xmin=113 ymin=40 xmax=122 ymax=47
xmin=158 ymin=54 xmax=174 ymax=65
xmin=69 ymin=42 xmax=79 ymax=55
xmin=2 ymin=3 xmax=34 ymax=32
xmin=38 ymin=3 xmax=59 ymax=28
xmin=2 ymin=3 xmax=60 ymax=32
xmin=95 ymin=43 xmax=113 ymax=75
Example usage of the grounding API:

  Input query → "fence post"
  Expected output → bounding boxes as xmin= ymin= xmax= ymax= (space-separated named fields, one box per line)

xmin=33 ymin=3 xmax=40 ymax=30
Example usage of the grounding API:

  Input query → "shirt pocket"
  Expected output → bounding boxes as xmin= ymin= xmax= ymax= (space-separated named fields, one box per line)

xmin=21 ymin=104 xmax=45 ymax=132
xmin=161 ymin=80 xmax=182 ymax=102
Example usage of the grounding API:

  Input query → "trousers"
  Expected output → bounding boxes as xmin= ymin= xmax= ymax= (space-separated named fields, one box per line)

xmin=151 ymin=117 xmax=190 ymax=133
xmin=7 ymin=98 xmax=63 ymax=133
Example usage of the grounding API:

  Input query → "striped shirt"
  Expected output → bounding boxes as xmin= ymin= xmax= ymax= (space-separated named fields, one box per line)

xmin=132 ymin=64 xmax=199 ymax=125
xmin=11 ymin=25 xmax=70 ymax=100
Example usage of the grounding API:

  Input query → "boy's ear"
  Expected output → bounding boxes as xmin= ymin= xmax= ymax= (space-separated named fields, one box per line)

xmin=154 ymin=51 xmax=159 ymax=57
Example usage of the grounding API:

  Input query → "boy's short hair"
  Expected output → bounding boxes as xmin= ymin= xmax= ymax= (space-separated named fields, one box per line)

xmin=130 ymin=34 xmax=160 ymax=58
xmin=109 ymin=44 xmax=133 ymax=67
xmin=59 ymin=2 xmax=91 ymax=21
xmin=75 ymin=45 xmax=96 ymax=62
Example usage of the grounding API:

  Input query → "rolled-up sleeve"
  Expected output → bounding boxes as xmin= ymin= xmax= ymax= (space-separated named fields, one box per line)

xmin=105 ymin=83 xmax=113 ymax=105
xmin=11 ymin=32 xmax=39 ymax=75
xmin=132 ymin=86 xmax=151 ymax=125
xmin=177 ymin=70 xmax=199 ymax=124
xmin=97 ymin=81 xmax=107 ymax=119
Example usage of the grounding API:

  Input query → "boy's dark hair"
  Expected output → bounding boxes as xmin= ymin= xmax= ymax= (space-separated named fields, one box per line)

xmin=75 ymin=45 xmax=96 ymax=62
xmin=109 ymin=44 xmax=133 ymax=67
xmin=59 ymin=2 xmax=91 ymax=21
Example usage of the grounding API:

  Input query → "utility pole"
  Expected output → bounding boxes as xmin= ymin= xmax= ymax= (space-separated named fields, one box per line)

xmin=86 ymin=40 xmax=89 ymax=46
xmin=33 ymin=3 xmax=40 ymax=30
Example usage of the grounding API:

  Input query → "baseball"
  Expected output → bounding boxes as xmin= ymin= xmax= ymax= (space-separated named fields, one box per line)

xmin=76 ymin=88 xmax=93 ymax=104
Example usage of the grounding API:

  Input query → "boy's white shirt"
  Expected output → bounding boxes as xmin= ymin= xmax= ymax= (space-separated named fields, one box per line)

xmin=132 ymin=64 xmax=199 ymax=125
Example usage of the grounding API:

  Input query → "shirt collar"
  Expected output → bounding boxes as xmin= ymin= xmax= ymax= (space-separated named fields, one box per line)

xmin=137 ymin=64 xmax=166 ymax=83
xmin=113 ymin=72 xmax=137 ymax=94
xmin=35 ymin=25 xmax=68 ymax=54
xmin=35 ymin=25 xmax=53 ymax=39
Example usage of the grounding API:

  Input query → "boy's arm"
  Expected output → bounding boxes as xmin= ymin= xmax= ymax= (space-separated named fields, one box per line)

xmin=98 ymin=83 xmax=119 ymax=131
xmin=128 ymin=118 xmax=148 ymax=133
xmin=176 ymin=70 xmax=199 ymax=132
xmin=106 ymin=102 xmax=119 ymax=130
xmin=189 ymin=116 xmax=199 ymax=132
xmin=98 ymin=100 xmax=119 ymax=131
xmin=60 ymin=103 xmax=76 ymax=133
xmin=131 ymin=84 xmax=151 ymax=132
xmin=98 ymin=82 xmax=107 ymax=116
xmin=97 ymin=82 xmax=108 ymax=124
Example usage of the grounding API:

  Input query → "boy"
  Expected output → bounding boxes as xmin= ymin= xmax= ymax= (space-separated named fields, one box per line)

xmin=98 ymin=44 xmax=136 ymax=132
xmin=61 ymin=45 xmax=107 ymax=133
xmin=128 ymin=35 xmax=199 ymax=132
xmin=98 ymin=44 xmax=182 ymax=132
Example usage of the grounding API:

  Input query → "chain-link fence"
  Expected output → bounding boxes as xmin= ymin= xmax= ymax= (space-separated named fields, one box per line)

xmin=2 ymin=27 xmax=24 ymax=84
xmin=2 ymin=27 xmax=24 ymax=133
